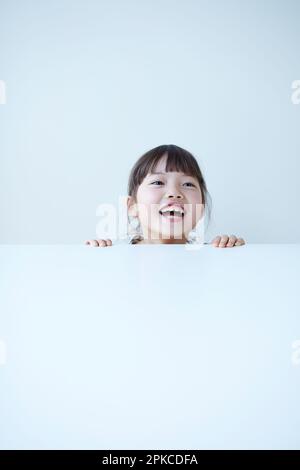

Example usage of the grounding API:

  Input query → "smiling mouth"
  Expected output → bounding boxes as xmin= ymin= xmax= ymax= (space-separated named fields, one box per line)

xmin=159 ymin=210 xmax=184 ymax=220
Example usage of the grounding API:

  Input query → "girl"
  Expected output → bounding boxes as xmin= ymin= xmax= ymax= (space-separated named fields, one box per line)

xmin=85 ymin=144 xmax=246 ymax=248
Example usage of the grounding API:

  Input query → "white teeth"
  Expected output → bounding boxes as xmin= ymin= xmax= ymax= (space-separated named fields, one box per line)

xmin=160 ymin=209 xmax=184 ymax=217
xmin=160 ymin=207 xmax=184 ymax=215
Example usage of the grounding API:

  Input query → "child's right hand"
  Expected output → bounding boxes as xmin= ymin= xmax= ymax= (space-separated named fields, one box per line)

xmin=84 ymin=239 xmax=113 ymax=247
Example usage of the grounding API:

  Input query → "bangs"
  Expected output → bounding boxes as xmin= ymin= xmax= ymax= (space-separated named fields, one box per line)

xmin=148 ymin=146 xmax=200 ymax=177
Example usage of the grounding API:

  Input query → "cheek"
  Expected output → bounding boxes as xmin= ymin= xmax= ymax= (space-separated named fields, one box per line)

xmin=137 ymin=186 xmax=160 ymax=205
xmin=135 ymin=191 xmax=161 ymax=226
xmin=185 ymin=196 xmax=204 ymax=226
xmin=136 ymin=189 xmax=162 ymax=216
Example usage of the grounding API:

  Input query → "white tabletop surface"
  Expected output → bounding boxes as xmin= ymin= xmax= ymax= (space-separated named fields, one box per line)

xmin=0 ymin=243 xmax=300 ymax=450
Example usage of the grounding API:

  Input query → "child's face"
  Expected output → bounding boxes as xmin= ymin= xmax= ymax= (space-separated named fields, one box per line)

xmin=129 ymin=155 xmax=204 ymax=243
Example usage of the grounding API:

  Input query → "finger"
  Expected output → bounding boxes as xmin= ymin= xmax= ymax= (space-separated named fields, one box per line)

xmin=219 ymin=235 xmax=229 ymax=247
xmin=105 ymin=239 xmax=112 ymax=246
xmin=85 ymin=240 xmax=98 ymax=246
xmin=98 ymin=239 xmax=107 ymax=247
xmin=211 ymin=236 xmax=221 ymax=246
xmin=235 ymin=238 xmax=245 ymax=246
xmin=227 ymin=235 xmax=237 ymax=247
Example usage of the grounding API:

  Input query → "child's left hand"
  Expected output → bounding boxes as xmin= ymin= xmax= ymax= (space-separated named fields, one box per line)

xmin=211 ymin=234 xmax=246 ymax=248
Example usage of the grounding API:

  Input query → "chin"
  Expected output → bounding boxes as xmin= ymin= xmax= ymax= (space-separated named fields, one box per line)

xmin=161 ymin=232 xmax=186 ymax=241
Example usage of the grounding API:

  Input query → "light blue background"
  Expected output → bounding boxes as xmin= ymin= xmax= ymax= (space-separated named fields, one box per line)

xmin=0 ymin=0 xmax=300 ymax=243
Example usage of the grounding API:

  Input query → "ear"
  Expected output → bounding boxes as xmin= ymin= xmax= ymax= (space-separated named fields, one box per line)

xmin=127 ymin=196 xmax=138 ymax=217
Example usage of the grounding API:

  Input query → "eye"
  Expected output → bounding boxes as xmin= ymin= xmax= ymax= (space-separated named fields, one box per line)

xmin=150 ymin=180 xmax=197 ymax=187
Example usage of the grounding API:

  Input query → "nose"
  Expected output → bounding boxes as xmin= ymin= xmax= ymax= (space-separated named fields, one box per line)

xmin=164 ymin=181 xmax=185 ymax=202
xmin=164 ymin=180 xmax=183 ymax=198
xmin=165 ymin=191 xmax=184 ymax=200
